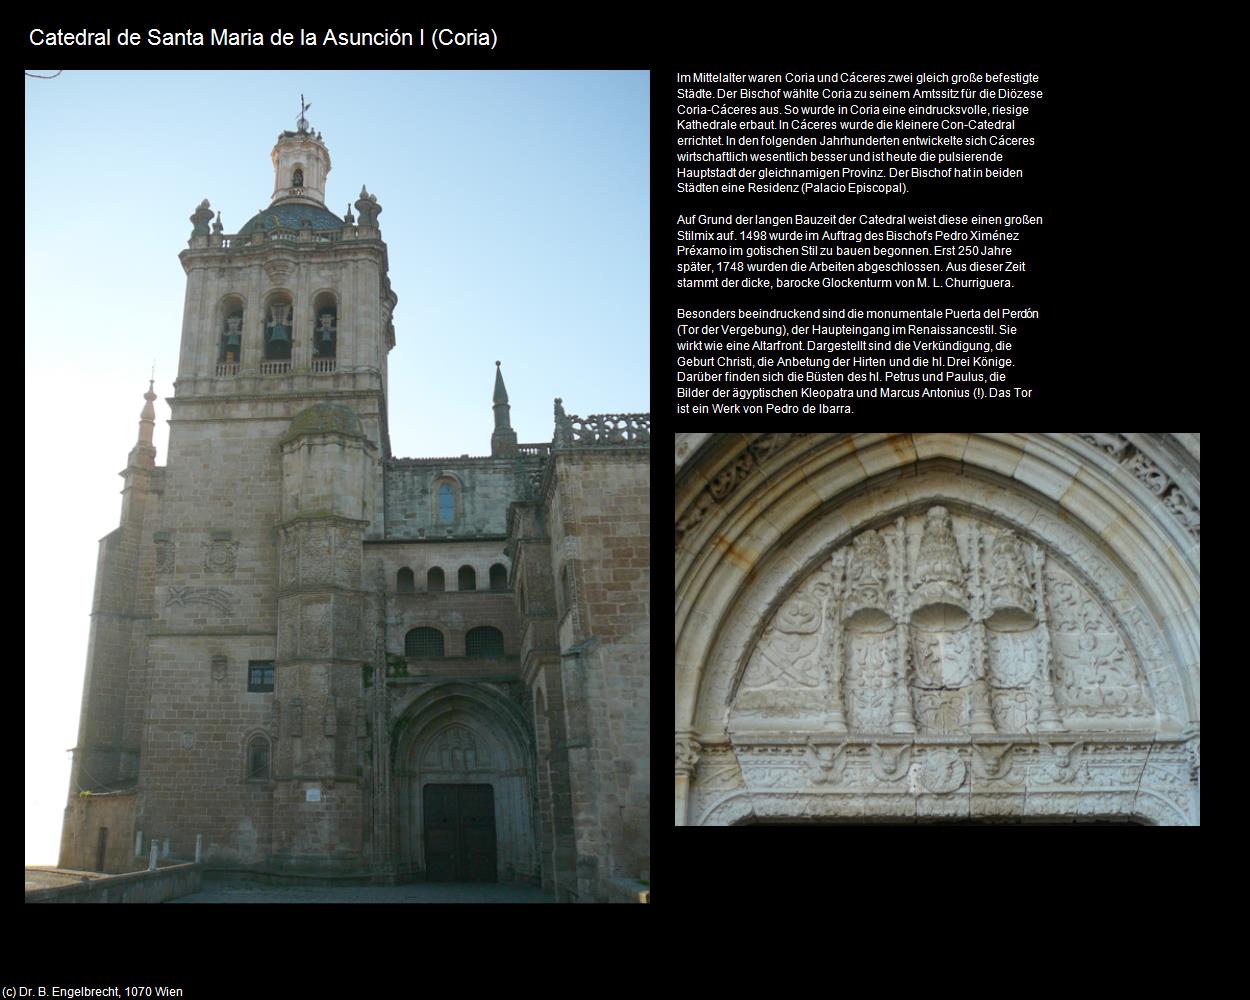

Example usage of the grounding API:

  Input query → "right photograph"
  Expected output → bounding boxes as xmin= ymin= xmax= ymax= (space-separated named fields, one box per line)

xmin=675 ymin=433 xmax=1200 ymax=826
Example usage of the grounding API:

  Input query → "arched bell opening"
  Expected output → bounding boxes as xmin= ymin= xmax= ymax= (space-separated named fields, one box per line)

xmin=312 ymin=290 xmax=337 ymax=361
xmin=264 ymin=292 xmax=293 ymax=361
xmin=218 ymin=296 xmax=245 ymax=366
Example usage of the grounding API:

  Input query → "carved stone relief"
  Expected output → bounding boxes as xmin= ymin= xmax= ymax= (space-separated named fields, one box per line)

xmin=675 ymin=434 xmax=809 ymax=543
xmin=684 ymin=448 xmax=1197 ymax=827
xmin=164 ymin=586 xmax=232 ymax=616
xmin=690 ymin=736 xmax=1196 ymax=826
xmin=729 ymin=506 xmax=1157 ymax=738
xmin=1077 ymin=434 xmax=1199 ymax=541
xmin=154 ymin=537 xmax=175 ymax=576
xmin=203 ymin=538 xmax=239 ymax=575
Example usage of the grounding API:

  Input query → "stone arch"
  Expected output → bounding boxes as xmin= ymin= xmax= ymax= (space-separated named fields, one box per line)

xmin=311 ymin=289 xmax=338 ymax=361
xmin=216 ymin=293 xmax=246 ymax=366
xmin=392 ymin=683 xmax=537 ymax=882
xmin=262 ymin=289 xmax=294 ymax=361
xmin=675 ymin=434 xmax=1199 ymax=826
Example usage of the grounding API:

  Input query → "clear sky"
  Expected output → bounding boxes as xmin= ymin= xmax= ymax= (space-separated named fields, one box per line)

xmin=24 ymin=70 xmax=649 ymax=864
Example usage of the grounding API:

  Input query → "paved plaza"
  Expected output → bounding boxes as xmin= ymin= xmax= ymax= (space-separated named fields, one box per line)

xmin=167 ymin=881 xmax=555 ymax=903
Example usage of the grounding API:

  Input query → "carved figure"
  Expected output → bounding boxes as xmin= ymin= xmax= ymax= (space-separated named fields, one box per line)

xmin=870 ymin=743 xmax=911 ymax=782
xmin=803 ymin=740 xmax=848 ymax=785
xmin=989 ymin=531 xmax=1035 ymax=613
xmin=914 ymin=506 xmax=963 ymax=588
xmin=844 ymin=529 xmax=890 ymax=611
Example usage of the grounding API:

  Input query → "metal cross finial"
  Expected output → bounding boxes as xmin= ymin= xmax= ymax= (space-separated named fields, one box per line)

xmin=297 ymin=94 xmax=312 ymax=131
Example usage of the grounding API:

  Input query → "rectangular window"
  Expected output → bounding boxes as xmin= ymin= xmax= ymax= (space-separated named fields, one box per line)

xmin=248 ymin=660 xmax=275 ymax=692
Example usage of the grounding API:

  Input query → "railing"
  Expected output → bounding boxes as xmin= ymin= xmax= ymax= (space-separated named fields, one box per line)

xmin=517 ymin=443 xmax=551 ymax=457
xmin=312 ymin=358 xmax=336 ymax=373
xmin=260 ymin=361 xmax=291 ymax=375
xmin=215 ymin=362 xmax=240 ymax=376
xmin=556 ymin=412 xmax=650 ymax=447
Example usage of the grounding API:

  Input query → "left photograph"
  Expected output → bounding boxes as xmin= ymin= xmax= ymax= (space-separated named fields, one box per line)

xmin=27 ymin=71 xmax=650 ymax=903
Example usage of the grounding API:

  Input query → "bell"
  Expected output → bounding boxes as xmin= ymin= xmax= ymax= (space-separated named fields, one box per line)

xmin=318 ymin=328 xmax=334 ymax=350
xmin=224 ymin=331 xmax=242 ymax=350
xmin=268 ymin=324 xmax=291 ymax=345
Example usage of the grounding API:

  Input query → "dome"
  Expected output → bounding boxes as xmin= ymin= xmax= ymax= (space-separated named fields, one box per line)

xmin=283 ymin=403 xmax=363 ymax=441
xmin=238 ymin=202 xmax=346 ymax=236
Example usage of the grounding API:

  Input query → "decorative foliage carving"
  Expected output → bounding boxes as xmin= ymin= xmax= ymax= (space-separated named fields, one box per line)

xmin=739 ymin=576 xmax=830 ymax=690
xmin=675 ymin=434 xmax=808 ymax=543
xmin=1077 ymin=434 xmax=1199 ymax=541
xmin=675 ymin=736 xmax=702 ymax=774
xmin=557 ymin=412 xmax=649 ymax=446
xmin=1046 ymin=564 xmax=1152 ymax=716
xmin=845 ymin=632 xmax=894 ymax=731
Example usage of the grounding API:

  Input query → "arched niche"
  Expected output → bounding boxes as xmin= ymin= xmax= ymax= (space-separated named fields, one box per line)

xmin=217 ymin=294 xmax=246 ymax=367
xmin=675 ymin=434 xmax=1199 ymax=827
xmin=392 ymin=683 xmax=537 ymax=882
xmin=311 ymin=289 xmax=338 ymax=361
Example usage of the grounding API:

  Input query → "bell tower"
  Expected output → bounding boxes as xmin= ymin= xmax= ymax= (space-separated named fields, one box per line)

xmin=130 ymin=104 xmax=398 ymax=874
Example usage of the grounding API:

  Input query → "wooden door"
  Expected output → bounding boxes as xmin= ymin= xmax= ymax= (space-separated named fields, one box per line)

xmin=424 ymin=784 xmax=497 ymax=882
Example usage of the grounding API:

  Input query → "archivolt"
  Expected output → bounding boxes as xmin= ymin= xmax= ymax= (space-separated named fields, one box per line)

xmin=675 ymin=434 xmax=1199 ymax=740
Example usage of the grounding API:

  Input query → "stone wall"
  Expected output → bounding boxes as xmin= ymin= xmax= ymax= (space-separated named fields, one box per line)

xmin=26 ymin=863 xmax=201 ymax=904
xmin=385 ymin=457 xmax=543 ymax=539
xmin=546 ymin=448 xmax=651 ymax=897
xmin=58 ymin=791 xmax=138 ymax=873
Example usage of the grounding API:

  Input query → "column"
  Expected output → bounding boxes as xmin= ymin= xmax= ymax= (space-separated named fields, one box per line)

xmin=675 ymin=734 xmax=701 ymax=826
xmin=890 ymin=517 xmax=916 ymax=735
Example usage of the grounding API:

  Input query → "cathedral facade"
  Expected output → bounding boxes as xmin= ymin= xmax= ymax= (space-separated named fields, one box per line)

xmin=58 ymin=117 xmax=650 ymax=901
xmin=676 ymin=433 xmax=1199 ymax=826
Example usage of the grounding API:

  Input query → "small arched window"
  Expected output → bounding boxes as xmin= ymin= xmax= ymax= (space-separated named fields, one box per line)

xmin=292 ymin=167 xmax=304 ymax=187
xmin=397 ymin=568 xmax=415 ymax=593
xmin=489 ymin=563 xmax=508 ymax=591
xmin=459 ymin=566 xmax=477 ymax=592
xmin=246 ymin=734 xmax=271 ymax=781
xmin=405 ymin=627 xmax=445 ymax=658
xmin=312 ymin=291 xmax=337 ymax=361
xmin=466 ymin=626 xmax=504 ymax=658
xmin=427 ymin=567 xmax=445 ymax=592
xmin=437 ymin=481 xmax=456 ymax=525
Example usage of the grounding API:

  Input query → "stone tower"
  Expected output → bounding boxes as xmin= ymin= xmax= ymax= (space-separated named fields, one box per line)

xmin=60 ymin=108 xmax=651 ymax=900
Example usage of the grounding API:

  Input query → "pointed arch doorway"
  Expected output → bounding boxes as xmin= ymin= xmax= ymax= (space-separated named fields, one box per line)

xmin=393 ymin=683 xmax=538 ymax=883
